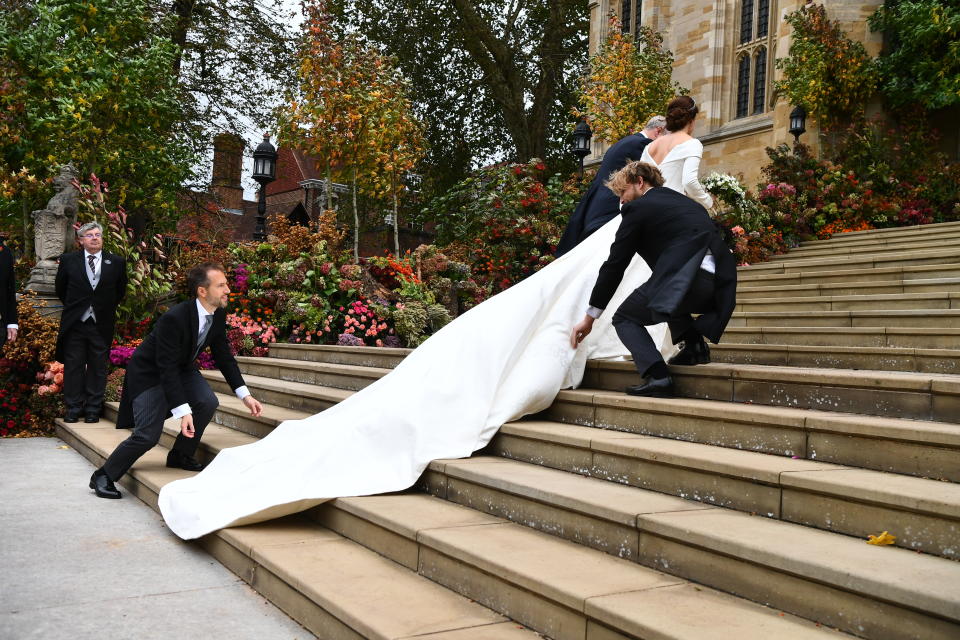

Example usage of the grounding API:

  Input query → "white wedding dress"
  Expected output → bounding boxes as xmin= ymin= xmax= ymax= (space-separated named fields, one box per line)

xmin=159 ymin=209 xmax=669 ymax=540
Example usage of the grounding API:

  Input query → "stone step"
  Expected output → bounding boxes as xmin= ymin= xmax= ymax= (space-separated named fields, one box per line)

xmin=202 ymin=371 xmax=352 ymax=413
xmin=711 ymin=342 xmax=960 ymax=375
xmin=541 ymin=389 xmax=960 ymax=482
xmin=416 ymin=457 xmax=960 ymax=640
xmin=737 ymin=248 xmax=960 ymax=275
xmin=735 ymin=292 xmax=960 ymax=313
xmin=235 ymin=355 xmax=390 ymax=392
xmin=316 ymin=494 xmax=854 ymax=640
xmin=737 ymin=263 xmax=960 ymax=288
xmin=723 ymin=326 xmax=960 ymax=350
xmin=799 ymin=221 xmax=960 ymax=247
xmin=582 ymin=361 xmax=960 ymax=423
xmin=57 ymin=418 xmax=845 ymax=640
xmin=736 ymin=277 xmax=960 ymax=300
xmin=267 ymin=343 xmax=407 ymax=369
xmin=728 ymin=309 xmax=960 ymax=328
xmin=480 ymin=420 xmax=960 ymax=558
xmin=54 ymin=420 xmax=539 ymax=640
xmin=771 ymin=236 xmax=960 ymax=262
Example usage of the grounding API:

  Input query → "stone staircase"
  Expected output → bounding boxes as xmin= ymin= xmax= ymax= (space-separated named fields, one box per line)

xmin=57 ymin=220 xmax=960 ymax=640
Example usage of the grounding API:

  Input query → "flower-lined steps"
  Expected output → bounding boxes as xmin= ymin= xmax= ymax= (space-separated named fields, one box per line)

xmin=58 ymin=220 xmax=960 ymax=639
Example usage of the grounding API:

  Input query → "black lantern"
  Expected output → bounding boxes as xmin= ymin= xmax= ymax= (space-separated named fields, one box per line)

xmin=788 ymin=105 xmax=807 ymax=145
xmin=252 ymin=133 xmax=278 ymax=241
xmin=571 ymin=119 xmax=592 ymax=176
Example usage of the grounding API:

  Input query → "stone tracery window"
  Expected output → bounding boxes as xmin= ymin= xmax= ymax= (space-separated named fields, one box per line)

xmin=619 ymin=0 xmax=642 ymax=37
xmin=734 ymin=0 xmax=775 ymax=119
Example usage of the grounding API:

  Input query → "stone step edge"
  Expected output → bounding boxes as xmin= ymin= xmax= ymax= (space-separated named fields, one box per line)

xmin=737 ymin=276 xmax=960 ymax=294
xmin=418 ymin=454 xmax=960 ymax=626
xmin=56 ymin=419 xmax=841 ymax=640
xmin=737 ymin=263 xmax=960 ymax=285
xmin=792 ymin=231 xmax=960 ymax=252
xmin=799 ymin=220 xmax=960 ymax=246
xmin=53 ymin=419 xmax=541 ymax=640
xmin=739 ymin=248 xmax=960 ymax=273
xmin=771 ymin=237 xmax=960 ymax=261
xmin=588 ymin=359 xmax=960 ymax=393
xmin=485 ymin=420 xmax=960 ymax=558
xmin=736 ymin=292 xmax=960 ymax=306
xmin=235 ymin=355 xmax=393 ymax=378
xmin=714 ymin=342 xmax=960 ymax=360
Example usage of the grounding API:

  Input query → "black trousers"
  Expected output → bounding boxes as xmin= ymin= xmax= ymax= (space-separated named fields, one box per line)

xmin=101 ymin=370 xmax=219 ymax=481
xmin=612 ymin=269 xmax=717 ymax=377
xmin=62 ymin=319 xmax=109 ymax=415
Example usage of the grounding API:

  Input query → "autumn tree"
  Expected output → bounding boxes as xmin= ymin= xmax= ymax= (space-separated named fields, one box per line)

xmin=281 ymin=1 xmax=427 ymax=260
xmin=775 ymin=4 xmax=877 ymax=132
xmin=334 ymin=0 xmax=588 ymax=191
xmin=575 ymin=17 xmax=685 ymax=144
xmin=0 ymin=0 xmax=196 ymax=236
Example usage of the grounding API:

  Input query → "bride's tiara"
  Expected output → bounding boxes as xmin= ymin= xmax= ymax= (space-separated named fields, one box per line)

xmin=687 ymin=96 xmax=697 ymax=112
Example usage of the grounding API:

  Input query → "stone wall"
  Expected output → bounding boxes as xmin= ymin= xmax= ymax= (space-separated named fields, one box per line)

xmin=587 ymin=0 xmax=884 ymax=190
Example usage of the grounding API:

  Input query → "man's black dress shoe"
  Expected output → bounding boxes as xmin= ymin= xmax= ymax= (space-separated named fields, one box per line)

xmin=668 ymin=338 xmax=711 ymax=366
xmin=64 ymin=412 xmax=80 ymax=423
xmin=84 ymin=414 xmax=99 ymax=423
xmin=89 ymin=469 xmax=121 ymax=499
xmin=626 ymin=376 xmax=675 ymax=398
xmin=166 ymin=450 xmax=205 ymax=472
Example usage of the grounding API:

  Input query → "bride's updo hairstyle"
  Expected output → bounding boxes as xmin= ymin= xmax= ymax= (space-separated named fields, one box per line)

xmin=605 ymin=161 xmax=665 ymax=197
xmin=665 ymin=95 xmax=699 ymax=132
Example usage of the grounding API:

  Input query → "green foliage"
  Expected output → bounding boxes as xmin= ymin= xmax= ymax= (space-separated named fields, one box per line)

xmin=333 ymin=0 xmax=588 ymax=192
xmin=868 ymin=0 xmax=960 ymax=112
xmin=0 ymin=0 xmax=197 ymax=225
xmin=575 ymin=17 xmax=685 ymax=143
xmin=417 ymin=159 xmax=588 ymax=293
xmin=775 ymin=4 xmax=877 ymax=131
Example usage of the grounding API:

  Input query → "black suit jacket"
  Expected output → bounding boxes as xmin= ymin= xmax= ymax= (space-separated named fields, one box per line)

xmin=55 ymin=250 xmax=128 ymax=360
xmin=589 ymin=187 xmax=737 ymax=344
xmin=555 ymin=133 xmax=654 ymax=256
xmin=0 ymin=243 xmax=17 ymax=348
xmin=115 ymin=299 xmax=246 ymax=429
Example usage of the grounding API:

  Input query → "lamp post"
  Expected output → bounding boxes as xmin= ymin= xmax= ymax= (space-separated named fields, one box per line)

xmin=788 ymin=105 xmax=807 ymax=146
xmin=572 ymin=119 xmax=592 ymax=177
xmin=251 ymin=133 xmax=277 ymax=242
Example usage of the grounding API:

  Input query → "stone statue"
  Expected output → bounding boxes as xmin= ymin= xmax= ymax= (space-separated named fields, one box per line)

xmin=25 ymin=164 xmax=79 ymax=299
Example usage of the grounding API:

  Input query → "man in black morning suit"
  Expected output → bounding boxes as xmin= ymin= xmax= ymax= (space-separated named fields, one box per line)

xmin=555 ymin=116 xmax=666 ymax=256
xmin=0 ymin=235 xmax=17 ymax=348
xmin=570 ymin=161 xmax=737 ymax=398
xmin=90 ymin=262 xmax=264 ymax=499
xmin=55 ymin=222 xmax=127 ymax=422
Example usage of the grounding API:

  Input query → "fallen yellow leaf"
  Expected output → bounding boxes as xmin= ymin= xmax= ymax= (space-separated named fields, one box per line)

xmin=866 ymin=531 xmax=896 ymax=545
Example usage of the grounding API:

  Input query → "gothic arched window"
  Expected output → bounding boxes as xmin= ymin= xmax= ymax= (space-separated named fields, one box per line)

xmin=734 ymin=1 xmax=776 ymax=119
xmin=736 ymin=55 xmax=751 ymax=118
xmin=620 ymin=1 xmax=642 ymax=37
xmin=753 ymin=47 xmax=767 ymax=115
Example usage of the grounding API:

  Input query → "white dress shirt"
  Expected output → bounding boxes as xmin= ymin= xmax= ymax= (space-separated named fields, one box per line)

xmin=171 ymin=299 xmax=250 ymax=419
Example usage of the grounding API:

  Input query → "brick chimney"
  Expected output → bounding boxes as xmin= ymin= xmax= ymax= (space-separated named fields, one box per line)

xmin=211 ymin=133 xmax=245 ymax=212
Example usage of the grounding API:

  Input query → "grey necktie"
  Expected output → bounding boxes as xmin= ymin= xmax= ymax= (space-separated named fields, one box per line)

xmin=87 ymin=254 xmax=96 ymax=278
xmin=194 ymin=314 xmax=213 ymax=359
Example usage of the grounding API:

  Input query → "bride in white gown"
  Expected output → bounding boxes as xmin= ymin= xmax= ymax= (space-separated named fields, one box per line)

xmin=159 ymin=98 xmax=710 ymax=540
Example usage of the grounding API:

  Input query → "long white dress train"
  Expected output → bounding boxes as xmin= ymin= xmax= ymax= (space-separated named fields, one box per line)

xmin=158 ymin=213 xmax=667 ymax=539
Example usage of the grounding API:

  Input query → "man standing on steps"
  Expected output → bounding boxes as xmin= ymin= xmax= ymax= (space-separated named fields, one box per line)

xmin=569 ymin=161 xmax=737 ymax=398
xmin=555 ymin=116 xmax=667 ymax=256
xmin=89 ymin=263 xmax=263 ymax=499
xmin=56 ymin=222 xmax=128 ymax=423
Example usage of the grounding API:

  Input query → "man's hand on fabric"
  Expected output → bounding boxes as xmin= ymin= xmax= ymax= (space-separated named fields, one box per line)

xmin=243 ymin=395 xmax=263 ymax=417
xmin=570 ymin=315 xmax=595 ymax=349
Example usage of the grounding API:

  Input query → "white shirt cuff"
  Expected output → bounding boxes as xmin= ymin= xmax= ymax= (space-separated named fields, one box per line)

xmin=6 ymin=324 xmax=17 ymax=329
xmin=586 ymin=306 xmax=603 ymax=319
xmin=170 ymin=403 xmax=192 ymax=419
xmin=235 ymin=386 xmax=250 ymax=400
